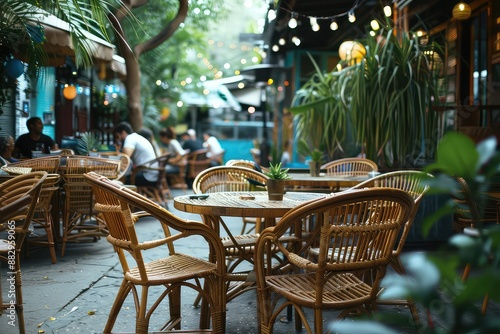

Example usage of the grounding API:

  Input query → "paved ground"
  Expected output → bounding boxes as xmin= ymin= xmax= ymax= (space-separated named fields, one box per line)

xmin=1 ymin=188 xmax=498 ymax=333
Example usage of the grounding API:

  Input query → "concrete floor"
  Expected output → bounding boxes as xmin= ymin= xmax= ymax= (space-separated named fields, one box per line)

xmin=1 ymin=188 xmax=498 ymax=333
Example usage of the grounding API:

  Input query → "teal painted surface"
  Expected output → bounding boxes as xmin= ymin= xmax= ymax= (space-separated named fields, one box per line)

xmin=36 ymin=68 xmax=56 ymax=139
xmin=218 ymin=139 xmax=254 ymax=163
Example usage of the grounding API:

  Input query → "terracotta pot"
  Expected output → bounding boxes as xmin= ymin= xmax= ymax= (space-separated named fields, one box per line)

xmin=309 ymin=161 xmax=321 ymax=177
xmin=267 ymin=179 xmax=285 ymax=201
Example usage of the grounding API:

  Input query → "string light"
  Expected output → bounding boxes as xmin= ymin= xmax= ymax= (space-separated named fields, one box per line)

xmin=330 ymin=20 xmax=338 ymax=31
xmin=383 ymin=5 xmax=392 ymax=17
xmin=282 ymin=0 xmax=366 ymax=31
xmin=288 ymin=12 xmax=298 ymax=28
xmin=348 ymin=10 xmax=356 ymax=23
xmin=310 ymin=17 xmax=320 ymax=31
xmin=370 ymin=19 xmax=380 ymax=31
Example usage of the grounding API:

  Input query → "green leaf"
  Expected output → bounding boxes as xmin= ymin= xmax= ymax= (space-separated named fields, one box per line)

xmin=425 ymin=132 xmax=479 ymax=178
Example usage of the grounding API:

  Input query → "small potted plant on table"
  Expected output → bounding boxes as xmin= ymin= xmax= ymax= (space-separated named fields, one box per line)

xmin=297 ymin=139 xmax=323 ymax=177
xmin=264 ymin=162 xmax=290 ymax=201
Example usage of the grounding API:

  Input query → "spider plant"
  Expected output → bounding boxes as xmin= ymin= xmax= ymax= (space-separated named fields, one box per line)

xmin=77 ymin=131 xmax=100 ymax=155
xmin=340 ymin=28 xmax=442 ymax=167
xmin=290 ymin=26 xmax=443 ymax=168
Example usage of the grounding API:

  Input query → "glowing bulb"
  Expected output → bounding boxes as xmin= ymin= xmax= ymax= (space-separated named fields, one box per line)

xmin=348 ymin=11 xmax=356 ymax=23
xmin=330 ymin=21 xmax=338 ymax=31
xmin=279 ymin=38 xmax=286 ymax=45
xmin=383 ymin=5 xmax=392 ymax=17
xmin=370 ymin=20 xmax=380 ymax=31
xmin=288 ymin=17 xmax=297 ymax=29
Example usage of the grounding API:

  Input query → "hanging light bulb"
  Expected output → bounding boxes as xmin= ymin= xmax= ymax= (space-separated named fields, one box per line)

xmin=309 ymin=17 xmax=320 ymax=31
xmin=291 ymin=36 xmax=301 ymax=46
xmin=348 ymin=10 xmax=356 ymax=23
xmin=383 ymin=5 xmax=392 ymax=17
xmin=330 ymin=20 xmax=338 ymax=31
xmin=288 ymin=13 xmax=298 ymax=29
xmin=267 ymin=9 xmax=276 ymax=22
xmin=370 ymin=20 xmax=380 ymax=31
xmin=452 ymin=2 xmax=471 ymax=20
xmin=278 ymin=38 xmax=286 ymax=46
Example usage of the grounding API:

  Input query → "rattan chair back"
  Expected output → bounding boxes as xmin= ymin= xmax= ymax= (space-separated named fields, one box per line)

xmin=255 ymin=188 xmax=414 ymax=334
xmin=28 ymin=173 xmax=61 ymax=263
xmin=59 ymin=156 xmax=118 ymax=256
xmin=193 ymin=166 xmax=268 ymax=194
xmin=225 ymin=159 xmax=257 ymax=169
xmin=0 ymin=171 xmax=46 ymax=334
xmin=83 ymin=171 xmax=225 ymax=333
xmin=321 ymin=157 xmax=378 ymax=176
xmin=351 ymin=170 xmax=432 ymax=256
xmin=6 ymin=156 xmax=60 ymax=173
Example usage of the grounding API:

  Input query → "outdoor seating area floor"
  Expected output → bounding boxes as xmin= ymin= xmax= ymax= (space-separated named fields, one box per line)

xmin=1 ymin=189 xmax=499 ymax=334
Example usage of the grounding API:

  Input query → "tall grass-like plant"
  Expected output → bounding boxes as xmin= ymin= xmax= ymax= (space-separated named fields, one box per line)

xmin=290 ymin=54 xmax=348 ymax=161
xmin=290 ymin=26 xmax=443 ymax=168
xmin=341 ymin=28 xmax=441 ymax=167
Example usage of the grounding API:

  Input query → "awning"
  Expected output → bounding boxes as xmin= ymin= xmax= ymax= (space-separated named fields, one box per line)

xmin=21 ymin=9 xmax=115 ymax=67
xmin=180 ymin=81 xmax=242 ymax=111
xmin=204 ymin=75 xmax=261 ymax=107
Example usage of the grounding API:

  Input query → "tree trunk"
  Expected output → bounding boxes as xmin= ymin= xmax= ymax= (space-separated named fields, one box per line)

xmin=111 ymin=0 xmax=189 ymax=131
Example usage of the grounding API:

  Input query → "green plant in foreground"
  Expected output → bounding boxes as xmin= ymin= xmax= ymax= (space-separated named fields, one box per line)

xmin=264 ymin=162 xmax=290 ymax=180
xmin=331 ymin=132 xmax=500 ymax=333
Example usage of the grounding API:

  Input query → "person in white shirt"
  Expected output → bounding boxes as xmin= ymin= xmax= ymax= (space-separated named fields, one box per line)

xmin=159 ymin=127 xmax=187 ymax=173
xmin=203 ymin=132 xmax=224 ymax=166
xmin=112 ymin=121 xmax=158 ymax=186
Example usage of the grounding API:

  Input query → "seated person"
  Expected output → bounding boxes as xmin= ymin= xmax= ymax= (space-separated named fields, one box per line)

xmin=159 ymin=127 xmax=187 ymax=173
xmin=138 ymin=127 xmax=162 ymax=157
xmin=203 ymin=132 xmax=224 ymax=166
xmin=180 ymin=130 xmax=204 ymax=152
xmin=0 ymin=135 xmax=19 ymax=166
xmin=15 ymin=116 xmax=58 ymax=158
xmin=112 ymin=121 xmax=158 ymax=186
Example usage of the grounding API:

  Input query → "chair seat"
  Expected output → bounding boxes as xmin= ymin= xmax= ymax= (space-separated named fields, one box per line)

xmin=125 ymin=253 xmax=217 ymax=284
xmin=265 ymin=272 xmax=373 ymax=309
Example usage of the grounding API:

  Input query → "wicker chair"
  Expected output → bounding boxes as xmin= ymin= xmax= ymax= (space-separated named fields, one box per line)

xmin=99 ymin=152 xmax=131 ymax=182
xmin=192 ymin=166 xmax=300 ymax=304
xmin=349 ymin=170 xmax=432 ymax=323
xmin=59 ymin=156 xmax=121 ymax=256
xmin=26 ymin=173 xmax=61 ymax=264
xmin=452 ymin=177 xmax=499 ymax=314
xmin=254 ymin=188 xmax=414 ymax=334
xmin=6 ymin=155 xmax=61 ymax=173
xmin=0 ymin=171 xmax=47 ymax=334
xmin=186 ymin=149 xmax=211 ymax=184
xmin=130 ymin=153 xmax=171 ymax=205
xmin=224 ymin=160 xmax=261 ymax=234
xmin=452 ymin=177 xmax=500 ymax=232
xmin=321 ymin=157 xmax=378 ymax=176
xmin=83 ymin=172 xmax=225 ymax=334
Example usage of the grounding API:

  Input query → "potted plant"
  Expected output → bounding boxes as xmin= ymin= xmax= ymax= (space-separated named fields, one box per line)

xmin=297 ymin=139 xmax=323 ymax=176
xmin=77 ymin=132 xmax=100 ymax=156
xmin=263 ymin=162 xmax=290 ymax=201
xmin=290 ymin=25 xmax=443 ymax=168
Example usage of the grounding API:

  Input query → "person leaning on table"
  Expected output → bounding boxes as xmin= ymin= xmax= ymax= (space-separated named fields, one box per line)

xmin=112 ymin=121 xmax=158 ymax=186
xmin=0 ymin=135 xmax=19 ymax=166
xmin=14 ymin=116 xmax=58 ymax=158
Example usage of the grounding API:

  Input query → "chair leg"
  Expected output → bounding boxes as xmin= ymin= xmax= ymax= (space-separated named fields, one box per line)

xmin=168 ymin=285 xmax=181 ymax=330
xmin=104 ymin=279 xmax=132 ymax=334
xmin=13 ymin=260 xmax=26 ymax=334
